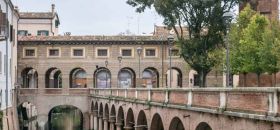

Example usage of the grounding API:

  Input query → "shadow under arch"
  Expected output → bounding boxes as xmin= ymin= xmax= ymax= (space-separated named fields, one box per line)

xmin=48 ymin=105 xmax=83 ymax=130
xmin=150 ymin=113 xmax=164 ymax=130
xmin=136 ymin=110 xmax=148 ymax=130
xmin=169 ymin=117 xmax=185 ymax=130
xmin=195 ymin=122 xmax=212 ymax=130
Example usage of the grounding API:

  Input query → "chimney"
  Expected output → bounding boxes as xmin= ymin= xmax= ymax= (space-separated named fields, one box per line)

xmin=51 ymin=4 xmax=55 ymax=14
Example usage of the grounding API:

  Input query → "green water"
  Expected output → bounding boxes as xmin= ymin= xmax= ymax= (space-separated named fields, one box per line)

xmin=49 ymin=107 xmax=83 ymax=130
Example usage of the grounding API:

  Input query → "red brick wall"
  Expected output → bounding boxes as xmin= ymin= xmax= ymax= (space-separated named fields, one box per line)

xmin=239 ymin=73 xmax=275 ymax=87
xmin=226 ymin=92 xmax=269 ymax=114
xmin=127 ymin=90 xmax=135 ymax=99
xmin=192 ymin=92 xmax=220 ymax=108
xmin=151 ymin=91 xmax=165 ymax=102
xmin=169 ymin=91 xmax=188 ymax=104
xmin=138 ymin=91 xmax=148 ymax=101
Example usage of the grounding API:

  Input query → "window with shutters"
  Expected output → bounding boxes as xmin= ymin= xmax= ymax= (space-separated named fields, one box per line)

xmin=37 ymin=30 xmax=49 ymax=36
xmin=169 ymin=48 xmax=180 ymax=57
xmin=18 ymin=30 xmax=28 ymax=36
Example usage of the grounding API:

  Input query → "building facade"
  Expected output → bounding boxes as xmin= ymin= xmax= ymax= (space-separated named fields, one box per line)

xmin=17 ymin=4 xmax=60 ymax=36
xmin=0 ymin=0 xmax=19 ymax=129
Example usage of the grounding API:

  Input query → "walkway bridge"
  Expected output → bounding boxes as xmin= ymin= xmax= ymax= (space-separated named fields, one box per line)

xmin=17 ymin=87 xmax=280 ymax=130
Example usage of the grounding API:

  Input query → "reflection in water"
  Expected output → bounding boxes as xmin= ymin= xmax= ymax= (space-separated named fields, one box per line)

xmin=49 ymin=106 xmax=83 ymax=130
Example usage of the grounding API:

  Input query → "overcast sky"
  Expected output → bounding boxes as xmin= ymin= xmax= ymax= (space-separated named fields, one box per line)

xmin=11 ymin=0 xmax=164 ymax=35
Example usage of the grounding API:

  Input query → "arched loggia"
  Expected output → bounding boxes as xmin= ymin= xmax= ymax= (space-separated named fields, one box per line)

xmin=125 ymin=108 xmax=135 ymax=129
xmin=45 ymin=68 xmax=62 ymax=88
xmin=166 ymin=67 xmax=183 ymax=88
xmin=118 ymin=68 xmax=136 ymax=88
xmin=142 ymin=67 xmax=159 ymax=88
xmin=21 ymin=68 xmax=38 ymax=88
xmin=94 ymin=67 xmax=111 ymax=88
xmin=70 ymin=68 xmax=87 ymax=88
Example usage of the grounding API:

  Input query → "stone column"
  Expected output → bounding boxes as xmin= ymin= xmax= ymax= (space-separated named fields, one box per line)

xmin=115 ymin=122 xmax=123 ymax=130
xmin=90 ymin=114 xmax=94 ymax=130
xmin=103 ymin=118 xmax=109 ymax=130
xmin=99 ymin=116 xmax=103 ymax=130
xmin=109 ymin=119 xmax=116 ymax=130
xmin=93 ymin=114 xmax=98 ymax=130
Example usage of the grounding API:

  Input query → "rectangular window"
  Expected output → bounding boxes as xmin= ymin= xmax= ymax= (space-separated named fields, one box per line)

xmin=121 ymin=49 xmax=132 ymax=57
xmin=18 ymin=30 xmax=28 ymax=36
xmin=37 ymin=30 xmax=49 ymax=36
xmin=25 ymin=49 xmax=35 ymax=57
xmin=97 ymin=49 xmax=108 ymax=57
xmin=169 ymin=49 xmax=180 ymax=57
xmin=145 ymin=49 xmax=156 ymax=57
xmin=49 ymin=49 xmax=60 ymax=57
xmin=73 ymin=49 xmax=83 ymax=56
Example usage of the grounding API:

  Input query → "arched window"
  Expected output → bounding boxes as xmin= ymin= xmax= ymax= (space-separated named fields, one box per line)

xmin=142 ymin=68 xmax=159 ymax=88
xmin=46 ymin=68 xmax=62 ymax=88
xmin=70 ymin=68 xmax=87 ymax=88
xmin=150 ymin=113 xmax=164 ymax=130
xmin=94 ymin=68 xmax=111 ymax=88
xmin=21 ymin=68 xmax=38 ymax=88
xmin=118 ymin=68 xmax=135 ymax=88
xmin=166 ymin=68 xmax=183 ymax=88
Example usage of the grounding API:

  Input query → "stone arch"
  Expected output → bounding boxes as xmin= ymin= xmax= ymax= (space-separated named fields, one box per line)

xmin=105 ymin=104 xmax=110 ymax=119
xmin=94 ymin=67 xmax=111 ymax=88
xmin=117 ymin=106 xmax=125 ymax=129
xmin=169 ymin=117 xmax=185 ymax=130
xmin=110 ymin=105 xmax=117 ymax=129
xmin=70 ymin=68 xmax=87 ymax=88
xmin=125 ymin=108 xmax=135 ymax=128
xmin=189 ymin=70 xmax=198 ymax=87
xmin=91 ymin=101 xmax=94 ymax=112
xmin=166 ymin=67 xmax=183 ymax=88
xmin=110 ymin=105 xmax=116 ymax=121
xmin=18 ymin=102 xmax=38 ymax=130
xmin=142 ymin=67 xmax=159 ymax=88
xmin=195 ymin=122 xmax=212 ymax=130
xmin=21 ymin=67 xmax=38 ymax=88
xmin=150 ymin=113 xmax=164 ymax=130
xmin=45 ymin=67 xmax=62 ymax=88
xmin=136 ymin=110 xmax=148 ymax=130
xmin=118 ymin=67 xmax=136 ymax=88
xmin=48 ymin=105 xmax=83 ymax=130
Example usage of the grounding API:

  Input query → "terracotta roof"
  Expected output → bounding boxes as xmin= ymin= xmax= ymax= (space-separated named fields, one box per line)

xmin=18 ymin=36 xmax=167 ymax=42
xmin=19 ymin=12 xmax=54 ymax=19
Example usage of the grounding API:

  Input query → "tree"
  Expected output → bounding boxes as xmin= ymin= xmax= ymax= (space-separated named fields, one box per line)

xmin=127 ymin=0 xmax=238 ymax=87
xmin=230 ymin=5 xmax=280 ymax=87
xmin=262 ymin=21 xmax=280 ymax=86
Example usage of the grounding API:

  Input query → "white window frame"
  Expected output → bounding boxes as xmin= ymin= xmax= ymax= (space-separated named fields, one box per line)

xmin=23 ymin=47 xmax=37 ymax=58
xmin=144 ymin=47 xmax=158 ymax=58
xmin=96 ymin=47 xmax=110 ymax=58
xmin=47 ymin=47 xmax=61 ymax=58
xmin=71 ymin=47 xmax=85 ymax=58
xmin=120 ymin=47 xmax=134 ymax=58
